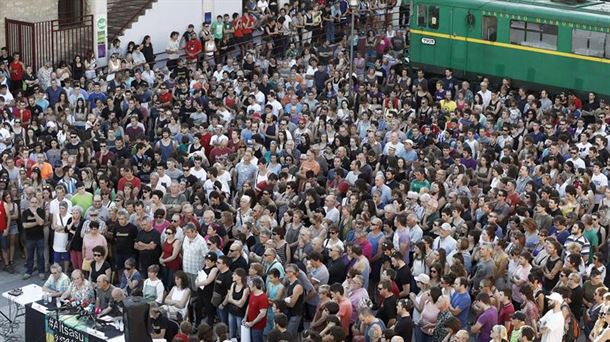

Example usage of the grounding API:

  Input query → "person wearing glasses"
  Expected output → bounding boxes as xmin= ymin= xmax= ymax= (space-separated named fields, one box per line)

xmin=88 ymin=245 xmax=112 ymax=285
xmin=60 ymin=269 xmax=95 ymax=305
xmin=160 ymin=225 xmax=182 ymax=288
xmin=42 ymin=263 xmax=71 ymax=298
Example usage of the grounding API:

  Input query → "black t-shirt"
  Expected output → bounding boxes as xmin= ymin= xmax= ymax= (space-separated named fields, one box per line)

xmin=151 ymin=313 xmax=169 ymax=336
xmin=90 ymin=261 xmax=112 ymax=283
xmin=396 ymin=264 xmax=412 ymax=293
xmin=135 ymin=229 xmax=162 ymax=267
xmin=229 ymin=256 xmax=248 ymax=272
xmin=267 ymin=329 xmax=293 ymax=342
xmin=394 ymin=315 xmax=414 ymax=342
xmin=111 ymin=146 xmax=132 ymax=161
xmin=327 ymin=257 xmax=346 ymax=285
xmin=113 ymin=222 xmax=138 ymax=256
xmin=23 ymin=208 xmax=45 ymax=240
xmin=214 ymin=269 xmax=233 ymax=297
xmin=378 ymin=295 xmax=397 ymax=326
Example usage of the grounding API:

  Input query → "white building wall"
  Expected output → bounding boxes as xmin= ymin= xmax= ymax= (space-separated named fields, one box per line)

xmin=120 ymin=0 xmax=241 ymax=56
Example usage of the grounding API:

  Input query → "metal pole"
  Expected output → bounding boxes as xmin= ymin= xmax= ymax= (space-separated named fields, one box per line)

xmin=348 ymin=6 xmax=356 ymax=100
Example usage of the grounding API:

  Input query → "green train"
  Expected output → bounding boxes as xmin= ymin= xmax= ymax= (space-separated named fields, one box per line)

xmin=408 ymin=0 xmax=610 ymax=96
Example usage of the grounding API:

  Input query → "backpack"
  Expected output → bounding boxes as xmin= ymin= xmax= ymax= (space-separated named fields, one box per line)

xmin=561 ymin=303 xmax=581 ymax=342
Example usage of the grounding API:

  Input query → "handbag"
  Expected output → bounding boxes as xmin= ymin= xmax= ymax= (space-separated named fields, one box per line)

xmin=82 ymin=258 xmax=92 ymax=272
xmin=211 ymin=291 xmax=223 ymax=307
xmin=196 ymin=269 xmax=208 ymax=290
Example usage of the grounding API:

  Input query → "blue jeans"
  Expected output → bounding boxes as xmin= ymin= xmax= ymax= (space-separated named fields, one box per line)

xmin=251 ymin=328 xmax=264 ymax=342
xmin=227 ymin=313 xmax=243 ymax=339
xmin=217 ymin=307 xmax=228 ymax=324
xmin=286 ymin=315 xmax=301 ymax=336
xmin=26 ymin=239 xmax=45 ymax=275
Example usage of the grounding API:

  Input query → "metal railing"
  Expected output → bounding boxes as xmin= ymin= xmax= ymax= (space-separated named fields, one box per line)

xmin=91 ymin=8 xmax=405 ymax=80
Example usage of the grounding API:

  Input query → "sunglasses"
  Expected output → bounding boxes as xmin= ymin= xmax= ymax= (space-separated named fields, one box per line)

xmin=166 ymin=231 xmax=174 ymax=235
xmin=93 ymin=253 xmax=102 ymax=257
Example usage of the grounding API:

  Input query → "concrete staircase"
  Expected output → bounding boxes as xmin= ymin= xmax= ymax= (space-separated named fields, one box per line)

xmin=107 ymin=0 xmax=157 ymax=42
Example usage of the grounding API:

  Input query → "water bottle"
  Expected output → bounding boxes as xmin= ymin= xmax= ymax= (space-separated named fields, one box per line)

xmin=42 ymin=293 xmax=48 ymax=304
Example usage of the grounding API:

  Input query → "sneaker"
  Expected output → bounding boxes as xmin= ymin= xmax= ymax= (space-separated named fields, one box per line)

xmin=7 ymin=264 xmax=15 ymax=274
xmin=22 ymin=273 xmax=31 ymax=280
xmin=39 ymin=273 xmax=46 ymax=280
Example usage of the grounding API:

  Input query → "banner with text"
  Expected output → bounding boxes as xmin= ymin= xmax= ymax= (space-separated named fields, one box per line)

xmin=45 ymin=314 xmax=89 ymax=342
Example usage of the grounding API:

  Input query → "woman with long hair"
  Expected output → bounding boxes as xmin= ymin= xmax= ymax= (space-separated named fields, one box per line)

xmin=224 ymin=268 xmax=250 ymax=339
xmin=3 ymin=192 xmax=19 ymax=272
xmin=67 ymin=206 xmax=85 ymax=270
xmin=141 ymin=35 xmax=155 ymax=67
xmin=161 ymin=270 xmax=191 ymax=321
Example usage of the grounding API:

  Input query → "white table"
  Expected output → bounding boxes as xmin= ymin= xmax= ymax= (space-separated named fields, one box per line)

xmin=1 ymin=284 xmax=44 ymax=331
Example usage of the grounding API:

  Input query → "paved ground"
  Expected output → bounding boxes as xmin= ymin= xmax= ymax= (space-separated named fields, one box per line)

xmin=0 ymin=254 xmax=47 ymax=341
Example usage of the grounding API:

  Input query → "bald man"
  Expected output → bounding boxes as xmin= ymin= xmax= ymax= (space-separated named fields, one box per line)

xmin=96 ymin=274 xmax=116 ymax=316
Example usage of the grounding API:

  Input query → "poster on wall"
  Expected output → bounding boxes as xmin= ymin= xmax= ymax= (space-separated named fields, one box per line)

xmin=96 ymin=15 xmax=107 ymax=59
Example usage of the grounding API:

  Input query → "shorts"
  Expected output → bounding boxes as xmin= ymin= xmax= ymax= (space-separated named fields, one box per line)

xmin=53 ymin=252 xmax=70 ymax=263
xmin=0 ymin=234 xmax=7 ymax=249
xmin=8 ymin=223 xmax=18 ymax=235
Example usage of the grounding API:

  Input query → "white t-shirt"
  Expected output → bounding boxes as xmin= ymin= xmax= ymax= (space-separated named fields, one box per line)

xmin=166 ymin=39 xmax=180 ymax=60
xmin=592 ymin=172 xmax=608 ymax=204
xmin=540 ymin=309 xmax=565 ymax=342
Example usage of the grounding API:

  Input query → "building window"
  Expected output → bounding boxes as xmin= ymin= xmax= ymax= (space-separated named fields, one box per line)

xmin=417 ymin=5 xmax=426 ymax=27
xmin=482 ymin=16 xmax=497 ymax=42
xmin=572 ymin=29 xmax=606 ymax=58
xmin=510 ymin=20 xmax=558 ymax=50
xmin=428 ymin=6 xmax=440 ymax=29
xmin=58 ymin=0 xmax=85 ymax=27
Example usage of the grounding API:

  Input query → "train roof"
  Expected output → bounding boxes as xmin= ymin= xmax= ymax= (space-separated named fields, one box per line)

xmin=417 ymin=0 xmax=610 ymax=27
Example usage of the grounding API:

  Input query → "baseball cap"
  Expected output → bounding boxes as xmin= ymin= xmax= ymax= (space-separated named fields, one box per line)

xmin=546 ymin=292 xmax=563 ymax=304
xmin=414 ymin=274 xmax=430 ymax=285
xmin=205 ymin=252 xmax=217 ymax=262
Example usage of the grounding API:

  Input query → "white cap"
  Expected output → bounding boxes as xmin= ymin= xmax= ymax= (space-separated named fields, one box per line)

xmin=546 ymin=292 xmax=564 ymax=304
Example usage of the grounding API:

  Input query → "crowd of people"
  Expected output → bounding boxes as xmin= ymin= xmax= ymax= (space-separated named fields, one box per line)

xmin=1 ymin=0 xmax=610 ymax=341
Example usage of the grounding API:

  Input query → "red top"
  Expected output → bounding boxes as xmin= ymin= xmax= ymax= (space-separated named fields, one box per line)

xmin=185 ymin=39 xmax=202 ymax=60
xmin=159 ymin=91 xmax=173 ymax=105
xmin=13 ymin=107 xmax=31 ymax=125
xmin=161 ymin=239 xmax=182 ymax=270
xmin=0 ymin=202 xmax=7 ymax=233
xmin=9 ymin=61 xmax=23 ymax=81
xmin=233 ymin=19 xmax=244 ymax=38
xmin=241 ymin=15 xmax=255 ymax=35
xmin=246 ymin=291 xmax=269 ymax=330
xmin=117 ymin=175 xmax=142 ymax=192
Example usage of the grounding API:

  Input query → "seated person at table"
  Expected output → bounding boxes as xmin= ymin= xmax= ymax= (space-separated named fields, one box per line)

xmin=95 ymin=274 xmax=116 ymax=316
xmin=143 ymin=264 xmax=165 ymax=304
xmin=151 ymin=303 xmax=172 ymax=339
xmin=120 ymin=257 xmax=142 ymax=296
xmin=105 ymin=288 xmax=126 ymax=317
xmin=160 ymin=270 xmax=191 ymax=321
xmin=60 ymin=269 xmax=95 ymax=305
xmin=42 ymin=263 xmax=71 ymax=297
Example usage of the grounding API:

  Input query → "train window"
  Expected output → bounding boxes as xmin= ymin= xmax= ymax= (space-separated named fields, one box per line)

xmin=572 ymin=29 xmax=605 ymax=58
xmin=417 ymin=5 xmax=426 ymax=27
xmin=606 ymin=34 xmax=610 ymax=58
xmin=428 ymin=6 xmax=440 ymax=29
xmin=510 ymin=20 xmax=557 ymax=50
xmin=482 ymin=16 xmax=497 ymax=42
